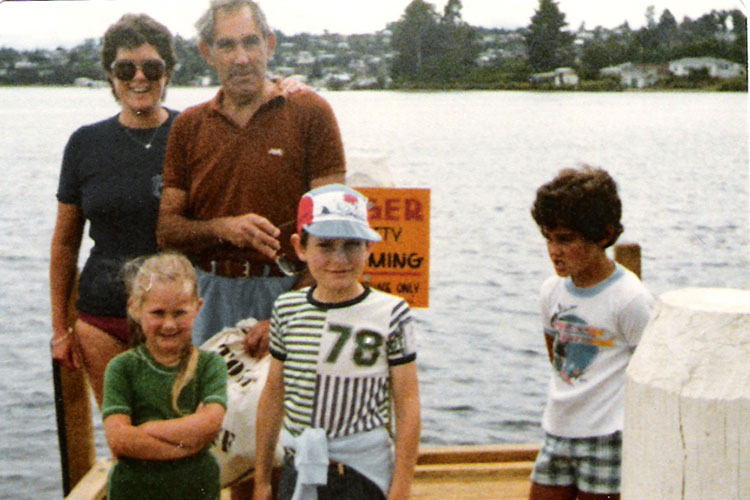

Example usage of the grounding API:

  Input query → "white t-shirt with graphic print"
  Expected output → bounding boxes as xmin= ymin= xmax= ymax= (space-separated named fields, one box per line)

xmin=539 ymin=263 xmax=654 ymax=438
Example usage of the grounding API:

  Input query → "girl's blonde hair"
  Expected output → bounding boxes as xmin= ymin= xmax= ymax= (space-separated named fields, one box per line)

xmin=123 ymin=252 xmax=200 ymax=415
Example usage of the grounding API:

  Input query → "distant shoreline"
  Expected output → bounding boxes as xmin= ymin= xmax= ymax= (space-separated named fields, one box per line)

xmin=0 ymin=82 xmax=745 ymax=92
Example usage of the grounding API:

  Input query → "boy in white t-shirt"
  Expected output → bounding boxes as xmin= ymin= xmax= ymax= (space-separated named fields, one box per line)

xmin=253 ymin=184 xmax=420 ymax=500
xmin=529 ymin=167 xmax=654 ymax=500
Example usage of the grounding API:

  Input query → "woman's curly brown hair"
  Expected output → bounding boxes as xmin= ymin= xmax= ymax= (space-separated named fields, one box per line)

xmin=101 ymin=13 xmax=176 ymax=74
xmin=101 ymin=14 xmax=176 ymax=100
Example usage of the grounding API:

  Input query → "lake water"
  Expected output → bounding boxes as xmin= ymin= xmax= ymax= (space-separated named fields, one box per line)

xmin=0 ymin=87 xmax=747 ymax=499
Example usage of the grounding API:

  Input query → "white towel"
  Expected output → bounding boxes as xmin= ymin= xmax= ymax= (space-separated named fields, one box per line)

xmin=291 ymin=428 xmax=328 ymax=500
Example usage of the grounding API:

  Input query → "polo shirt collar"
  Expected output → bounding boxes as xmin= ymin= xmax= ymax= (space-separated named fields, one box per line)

xmin=209 ymin=81 xmax=286 ymax=121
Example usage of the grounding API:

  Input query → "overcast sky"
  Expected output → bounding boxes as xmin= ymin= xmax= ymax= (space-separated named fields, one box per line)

xmin=0 ymin=0 xmax=745 ymax=49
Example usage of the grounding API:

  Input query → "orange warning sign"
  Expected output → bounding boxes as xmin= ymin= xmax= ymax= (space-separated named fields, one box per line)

xmin=357 ymin=187 xmax=430 ymax=308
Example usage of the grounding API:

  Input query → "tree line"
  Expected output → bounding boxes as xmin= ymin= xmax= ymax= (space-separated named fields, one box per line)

xmin=0 ymin=35 xmax=211 ymax=86
xmin=389 ymin=0 xmax=747 ymax=88
xmin=0 ymin=0 xmax=746 ymax=89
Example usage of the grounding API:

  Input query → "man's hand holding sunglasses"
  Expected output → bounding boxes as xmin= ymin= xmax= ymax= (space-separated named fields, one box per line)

xmin=213 ymin=213 xmax=281 ymax=260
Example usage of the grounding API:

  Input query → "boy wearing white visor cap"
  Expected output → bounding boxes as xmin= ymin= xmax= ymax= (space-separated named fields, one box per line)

xmin=254 ymin=184 xmax=420 ymax=500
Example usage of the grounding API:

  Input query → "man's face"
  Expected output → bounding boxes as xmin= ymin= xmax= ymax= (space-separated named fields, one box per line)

xmin=200 ymin=5 xmax=275 ymax=101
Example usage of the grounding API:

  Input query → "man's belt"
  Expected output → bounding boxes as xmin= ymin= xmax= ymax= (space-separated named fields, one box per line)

xmin=195 ymin=257 xmax=286 ymax=279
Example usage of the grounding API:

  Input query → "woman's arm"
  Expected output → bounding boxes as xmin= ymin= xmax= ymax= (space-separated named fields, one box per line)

xmin=387 ymin=361 xmax=420 ymax=500
xmin=49 ymin=202 xmax=84 ymax=370
xmin=104 ymin=414 xmax=200 ymax=461
xmin=139 ymin=403 xmax=225 ymax=453
xmin=253 ymin=357 xmax=285 ymax=500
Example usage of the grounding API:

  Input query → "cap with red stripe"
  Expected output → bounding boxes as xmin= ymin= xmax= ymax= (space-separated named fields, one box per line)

xmin=297 ymin=184 xmax=381 ymax=242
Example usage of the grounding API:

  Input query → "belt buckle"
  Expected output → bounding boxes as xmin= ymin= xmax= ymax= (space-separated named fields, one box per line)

xmin=241 ymin=260 xmax=250 ymax=278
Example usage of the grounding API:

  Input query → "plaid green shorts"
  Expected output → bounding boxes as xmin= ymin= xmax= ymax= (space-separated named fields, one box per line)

xmin=530 ymin=431 xmax=622 ymax=495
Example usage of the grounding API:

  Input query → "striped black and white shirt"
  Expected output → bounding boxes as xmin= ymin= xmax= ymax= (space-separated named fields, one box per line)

xmin=269 ymin=286 xmax=416 ymax=439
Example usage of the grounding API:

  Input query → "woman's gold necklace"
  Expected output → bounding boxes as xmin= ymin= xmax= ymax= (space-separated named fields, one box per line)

xmin=121 ymin=119 xmax=165 ymax=150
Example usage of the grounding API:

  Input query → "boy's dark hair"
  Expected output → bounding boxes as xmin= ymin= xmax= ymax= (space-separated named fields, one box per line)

xmin=531 ymin=166 xmax=623 ymax=248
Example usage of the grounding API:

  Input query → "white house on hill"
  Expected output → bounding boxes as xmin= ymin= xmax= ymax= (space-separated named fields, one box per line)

xmin=668 ymin=57 xmax=746 ymax=79
xmin=530 ymin=67 xmax=580 ymax=87
xmin=601 ymin=62 xmax=670 ymax=89
xmin=554 ymin=67 xmax=579 ymax=87
xmin=601 ymin=56 xmax=745 ymax=88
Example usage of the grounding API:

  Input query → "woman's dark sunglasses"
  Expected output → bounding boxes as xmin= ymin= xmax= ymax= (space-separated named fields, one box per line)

xmin=111 ymin=59 xmax=166 ymax=81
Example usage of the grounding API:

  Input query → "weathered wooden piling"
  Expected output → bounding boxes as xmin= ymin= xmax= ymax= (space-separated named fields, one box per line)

xmin=622 ymin=287 xmax=750 ymax=500
xmin=54 ymin=362 xmax=95 ymax=495
xmin=613 ymin=242 xmax=641 ymax=279
xmin=54 ymin=275 xmax=95 ymax=496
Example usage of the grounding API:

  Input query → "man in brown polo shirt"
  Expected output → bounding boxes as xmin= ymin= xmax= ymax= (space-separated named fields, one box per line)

xmin=157 ymin=0 xmax=345 ymax=352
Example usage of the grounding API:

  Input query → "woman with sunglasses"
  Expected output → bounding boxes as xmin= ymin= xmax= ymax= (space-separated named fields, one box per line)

xmin=49 ymin=13 xmax=179 ymax=406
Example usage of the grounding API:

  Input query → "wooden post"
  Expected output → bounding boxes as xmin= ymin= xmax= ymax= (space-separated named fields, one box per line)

xmin=54 ymin=273 xmax=95 ymax=496
xmin=622 ymin=288 xmax=750 ymax=500
xmin=54 ymin=362 xmax=95 ymax=495
xmin=614 ymin=242 xmax=641 ymax=278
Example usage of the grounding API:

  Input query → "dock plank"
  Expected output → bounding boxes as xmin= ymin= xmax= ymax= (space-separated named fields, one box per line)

xmin=67 ymin=445 xmax=539 ymax=500
xmin=64 ymin=458 xmax=111 ymax=500
xmin=409 ymin=444 xmax=536 ymax=500
xmin=411 ymin=476 xmax=531 ymax=500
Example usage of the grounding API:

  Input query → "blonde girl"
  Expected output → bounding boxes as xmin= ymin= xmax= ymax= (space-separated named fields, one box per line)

xmin=102 ymin=252 xmax=228 ymax=500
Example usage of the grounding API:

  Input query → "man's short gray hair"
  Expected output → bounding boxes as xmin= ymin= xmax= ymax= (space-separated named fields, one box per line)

xmin=195 ymin=0 xmax=272 ymax=45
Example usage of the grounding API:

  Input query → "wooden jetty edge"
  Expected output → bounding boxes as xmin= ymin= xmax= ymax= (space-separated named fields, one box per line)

xmin=64 ymin=444 xmax=540 ymax=500
xmin=410 ymin=444 xmax=539 ymax=500
xmin=59 ymin=243 xmax=642 ymax=500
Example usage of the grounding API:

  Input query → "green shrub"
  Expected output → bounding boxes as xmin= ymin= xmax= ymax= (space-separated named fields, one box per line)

xmin=578 ymin=79 xmax=622 ymax=91
xmin=717 ymin=76 xmax=748 ymax=91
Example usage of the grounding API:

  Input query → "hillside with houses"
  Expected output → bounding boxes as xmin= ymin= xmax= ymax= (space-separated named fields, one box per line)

xmin=531 ymin=55 xmax=746 ymax=89
xmin=0 ymin=1 xmax=746 ymax=91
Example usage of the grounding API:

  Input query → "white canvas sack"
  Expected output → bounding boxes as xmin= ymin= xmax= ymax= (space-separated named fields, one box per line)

xmin=201 ymin=318 xmax=284 ymax=487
